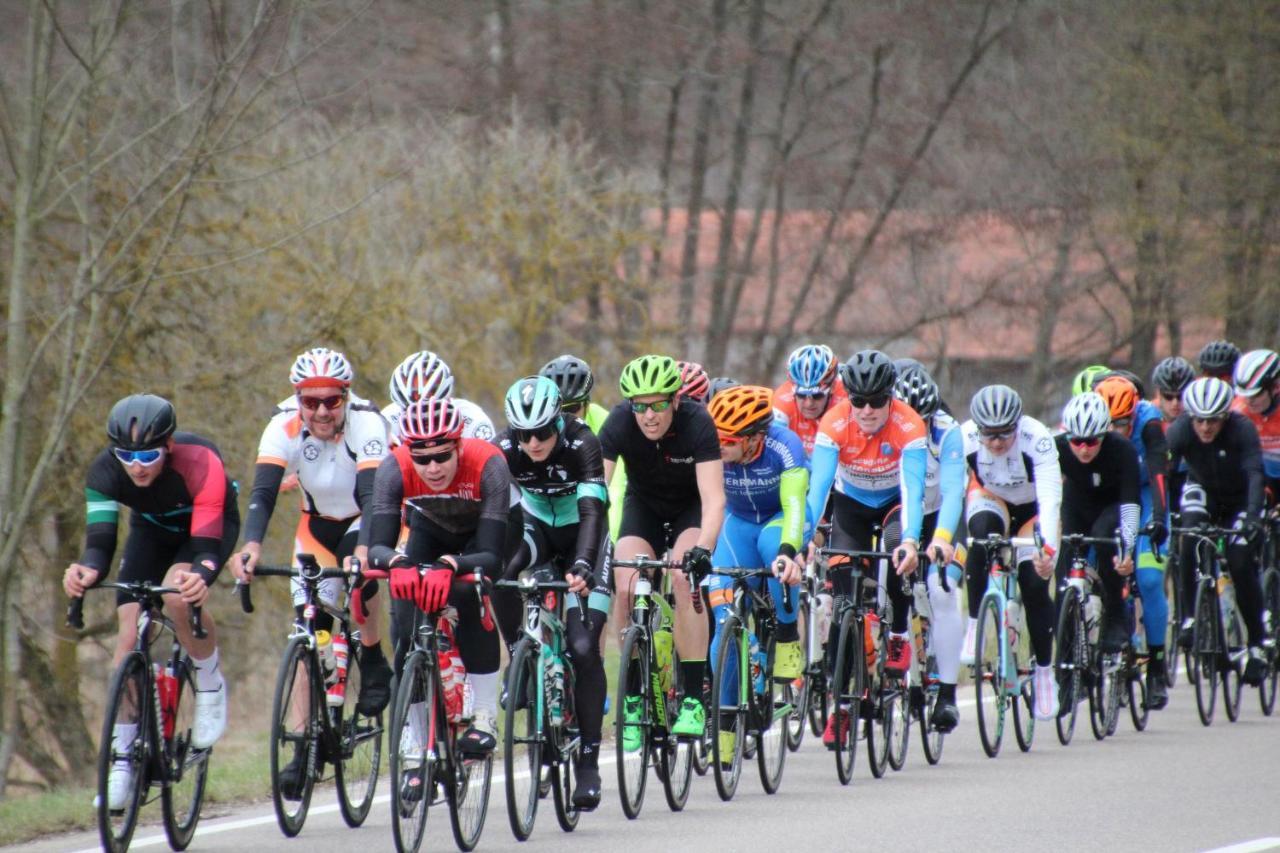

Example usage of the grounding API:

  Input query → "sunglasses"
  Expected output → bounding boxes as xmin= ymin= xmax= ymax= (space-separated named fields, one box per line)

xmin=630 ymin=398 xmax=673 ymax=414
xmin=718 ymin=432 xmax=747 ymax=446
xmin=1159 ymin=392 xmax=1181 ymax=402
xmin=979 ymin=427 xmax=1017 ymax=441
xmin=1112 ymin=417 xmax=1133 ymax=430
xmin=514 ymin=423 xmax=558 ymax=443
xmin=560 ymin=401 xmax=586 ymax=415
xmin=1192 ymin=415 xmax=1228 ymax=425
xmin=794 ymin=387 xmax=830 ymax=400
xmin=1068 ymin=436 xmax=1101 ymax=449
xmin=113 ymin=447 xmax=165 ymax=466
xmin=298 ymin=393 xmax=346 ymax=411
xmin=409 ymin=447 xmax=456 ymax=466
xmin=849 ymin=392 xmax=891 ymax=410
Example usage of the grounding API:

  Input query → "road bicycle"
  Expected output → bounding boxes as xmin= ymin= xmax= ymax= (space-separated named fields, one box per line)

xmin=904 ymin=550 xmax=951 ymax=766
xmin=1053 ymin=533 xmax=1124 ymax=745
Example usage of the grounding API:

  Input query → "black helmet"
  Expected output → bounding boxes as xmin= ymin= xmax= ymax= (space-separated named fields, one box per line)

xmin=1151 ymin=356 xmax=1195 ymax=395
xmin=540 ymin=354 xmax=595 ymax=404
xmin=840 ymin=349 xmax=897 ymax=398
xmin=708 ymin=376 xmax=741 ymax=400
xmin=1198 ymin=340 xmax=1241 ymax=378
xmin=107 ymin=394 xmax=176 ymax=450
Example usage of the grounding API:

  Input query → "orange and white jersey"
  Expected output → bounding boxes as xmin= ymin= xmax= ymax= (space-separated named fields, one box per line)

xmin=1232 ymin=397 xmax=1280 ymax=478
xmin=256 ymin=396 xmax=388 ymax=519
xmin=772 ymin=379 xmax=848 ymax=457
xmin=813 ymin=399 xmax=928 ymax=502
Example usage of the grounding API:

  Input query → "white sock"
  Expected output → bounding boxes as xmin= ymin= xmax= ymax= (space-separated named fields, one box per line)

xmin=468 ymin=671 xmax=498 ymax=720
xmin=112 ymin=722 xmax=138 ymax=762
xmin=406 ymin=701 xmax=427 ymax=749
xmin=191 ymin=648 xmax=224 ymax=692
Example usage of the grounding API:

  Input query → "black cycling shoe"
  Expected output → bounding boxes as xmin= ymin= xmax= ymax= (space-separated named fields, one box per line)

xmin=357 ymin=646 xmax=393 ymax=716
xmin=571 ymin=765 xmax=602 ymax=811
xmin=399 ymin=766 xmax=425 ymax=806
xmin=1146 ymin=668 xmax=1169 ymax=710
xmin=1242 ymin=648 xmax=1267 ymax=686
xmin=1177 ymin=621 xmax=1194 ymax=650
xmin=930 ymin=701 xmax=959 ymax=733
xmin=278 ymin=747 xmax=310 ymax=801
xmin=1100 ymin=616 xmax=1128 ymax=654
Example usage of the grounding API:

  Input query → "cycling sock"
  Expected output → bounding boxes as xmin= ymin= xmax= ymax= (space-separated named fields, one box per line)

xmin=937 ymin=682 xmax=956 ymax=704
xmin=776 ymin=621 xmax=799 ymax=643
xmin=468 ymin=671 xmax=498 ymax=719
xmin=112 ymin=722 xmax=138 ymax=754
xmin=578 ymin=741 xmax=600 ymax=769
xmin=681 ymin=660 xmax=706 ymax=700
xmin=1148 ymin=645 xmax=1166 ymax=675
xmin=191 ymin=648 xmax=223 ymax=692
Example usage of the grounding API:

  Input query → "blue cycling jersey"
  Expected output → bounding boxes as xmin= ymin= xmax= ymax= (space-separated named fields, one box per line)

xmin=723 ymin=423 xmax=808 ymax=524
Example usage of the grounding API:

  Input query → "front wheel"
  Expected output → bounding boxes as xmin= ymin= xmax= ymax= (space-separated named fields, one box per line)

xmin=1261 ymin=569 xmax=1280 ymax=716
xmin=1192 ymin=581 xmax=1219 ymax=727
xmin=97 ymin=652 xmax=150 ymax=853
xmin=161 ymin=657 xmax=208 ymax=851
xmin=614 ymin=627 xmax=649 ymax=819
xmin=390 ymin=651 xmax=436 ymax=853
xmin=1054 ymin=588 xmax=1084 ymax=746
xmin=756 ymin=633 xmax=788 ymax=794
xmin=270 ymin=637 xmax=317 ymax=837
xmin=710 ymin=616 xmax=745 ymax=801
xmin=1222 ymin=600 xmax=1246 ymax=723
xmin=447 ymin=724 xmax=493 ymax=850
xmin=830 ymin=609 xmax=863 ymax=785
xmin=886 ymin=677 xmax=910 ymax=772
xmin=1128 ymin=654 xmax=1149 ymax=732
xmin=973 ymin=596 xmax=1006 ymax=758
xmin=503 ymin=639 xmax=542 ymax=841
xmin=336 ymin=641 xmax=383 ymax=828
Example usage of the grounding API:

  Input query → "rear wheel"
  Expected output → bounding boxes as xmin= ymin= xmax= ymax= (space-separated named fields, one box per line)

xmin=336 ymin=640 xmax=382 ymax=828
xmin=830 ymin=609 xmax=863 ymax=785
xmin=710 ymin=615 xmax=745 ymax=801
xmin=885 ymin=676 xmax=910 ymax=772
xmin=1128 ymin=652 xmax=1150 ymax=732
xmin=614 ymin=627 xmax=649 ymax=819
xmin=1011 ymin=653 xmax=1036 ymax=752
xmin=390 ymin=652 xmax=436 ymax=853
xmin=866 ymin=628 xmax=891 ymax=780
xmin=973 ymin=596 xmax=1005 ymax=758
xmin=783 ymin=638 xmax=807 ymax=753
xmin=658 ymin=720 xmax=693 ymax=811
xmin=503 ymin=639 xmax=542 ymax=841
xmin=1054 ymin=588 xmax=1084 ymax=746
xmin=1222 ymin=598 xmax=1245 ymax=723
xmin=551 ymin=681 xmax=580 ymax=835
xmin=97 ymin=652 xmax=150 ymax=853
xmin=1261 ymin=569 xmax=1280 ymax=716
xmin=270 ymin=637 xmax=316 ymax=838
xmin=1191 ymin=581 xmax=1219 ymax=726
xmin=161 ymin=657 xmax=208 ymax=851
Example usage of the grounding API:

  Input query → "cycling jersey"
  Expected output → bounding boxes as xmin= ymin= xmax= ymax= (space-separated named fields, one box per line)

xmin=81 ymin=433 xmax=235 ymax=580
xmin=772 ymin=379 xmax=848 ymax=456
xmin=1232 ymin=396 xmax=1280 ymax=480
xmin=1166 ymin=412 xmax=1265 ymax=517
xmin=495 ymin=416 xmax=608 ymax=569
xmin=598 ymin=399 xmax=720 ymax=516
xmin=1055 ymin=432 xmax=1141 ymax=550
xmin=246 ymin=400 xmax=388 ymax=544
xmin=582 ymin=401 xmax=610 ymax=434
xmin=577 ymin=401 xmax=627 ymax=539
xmin=923 ymin=410 xmax=966 ymax=542
xmin=808 ymin=398 xmax=928 ymax=541
xmin=961 ymin=415 xmax=1062 ymax=551
xmin=381 ymin=397 xmax=495 ymax=443
xmin=1123 ymin=399 xmax=1169 ymax=518
xmin=722 ymin=423 xmax=809 ymax=555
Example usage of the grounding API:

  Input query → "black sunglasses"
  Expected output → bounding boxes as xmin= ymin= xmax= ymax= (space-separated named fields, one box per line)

xmin=849 ymin=392 xmax=891 ymax=409
xmin=514 ymin=423 xmax=558 ymax=443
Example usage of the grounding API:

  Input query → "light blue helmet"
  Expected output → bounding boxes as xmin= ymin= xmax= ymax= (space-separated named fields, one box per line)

xmin=786 ymin=344 xmax=838 ymax=391
xmin=504 ymin=375 xmax=563 ymax=431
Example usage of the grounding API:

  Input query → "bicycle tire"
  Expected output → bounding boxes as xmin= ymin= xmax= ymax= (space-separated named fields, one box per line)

xmin=390 ymin=651 xmax=436 ymax=853
xmin=918 ymin=646 xmax=944 ymax=765
xmin=1261 ymin=569 xmax=1280 ymax=716
xmin=1103 ymin=654 xmax=1123 ymax=737
xmin=1127 ymin=651 xmax=1149 ymax=731
xmin=1192 ymin=580 xmax=1219 ymax=726
xmin=335 ymin=640 xmax=383 ymax=828
xmin=551 ymin=676 xmax=580 ymax=834
xmin=886 ymin=676 xmax=910 ymax=772
xmin=1222 ymin=598 xmax=1245 ymax=723
xmin=711 ymin=614 xmax=745 ymax=801
xmin=97 ymin=652 xmax=150 ymax=853
xmin=784 ymin=633 xmax=807 ymax=753
xmin=1011 ymin=611 xmax=1036 ymax=752
xmin=658 ymin=634 xmax=693 ymax=813
xmin=161 ymin=656 xmax=208 ymax=850
xmin=757 ymin=627 xmax=788 ymax=794
xmin=831 ymin=607 xmax=862 ymax=785
xmin=866 ymin=619 xmax=891 ymax=779
xmin=614 ymin=626 xmax=649 ymax=819
xmin=1164 ymin=558 xmax=1180 ymax=688
xmin=973 ymin=595 xmax=1005 ymax=758
xmin=1055 ymin=587 xmax=1083 ymax=746
xmin=270 ymin=636 xmax=317 ymax=837
xmin=807 ymin=669 xmax=830 ymax=738
xmin=447 ymin=697 xmax=493 ymax=852
xmin=503 ymin=638 xmax=542 ymax=841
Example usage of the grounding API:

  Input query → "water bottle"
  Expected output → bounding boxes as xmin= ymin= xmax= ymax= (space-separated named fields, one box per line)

xmin=912 ymin=580 xmax=933 ymax=622
xmin=816 ymin=591 xmax=834 ymax=644
xmin=316 ymin=630 xmax=336 ymax=680
xmin=549 ymin=655 xmax=565 ymax=725
xmin=747 ymin=631 xmax=766 ymax=695
xmin=1085 ymin=595 xmax=1101 ymax=646
xmin=155 ymin=664 xmax=178 ymax=739
xmin=327 ymin=633 xmax=349 ymax=707
xmin=864 ymin=612 xmax=882 ymax=672
xmin=1218 ymin=575 xmax=1237 ymax=633
xmin=654 ymin=628 xmax=674 ymax=694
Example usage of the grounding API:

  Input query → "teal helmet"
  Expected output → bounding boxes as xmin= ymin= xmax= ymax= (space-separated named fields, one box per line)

xmin=1071 ymin=364 xmax=1111 ymax=397
xmin=618 ymin=354 xmax=681 ymax=399
xmin=504 ymin=375 xmax=563 ymax=431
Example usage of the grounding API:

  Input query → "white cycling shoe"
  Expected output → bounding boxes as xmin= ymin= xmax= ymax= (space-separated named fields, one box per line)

xmin=107 ymin=763 xmax=135 ymax=811
xmin=192 ymin=682 xmax=227 ymax=749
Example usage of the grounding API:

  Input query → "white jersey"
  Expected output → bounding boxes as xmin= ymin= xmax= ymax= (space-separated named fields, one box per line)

xmin=923 ymin=410 xmax=959 ymax=514
xmin=381 ymin=397 xmax=496 ymax=443
xmin=961 ymin=414 xmax=1062 ymax=550
xmin=257 ymin=395 xmax=389 ymax=519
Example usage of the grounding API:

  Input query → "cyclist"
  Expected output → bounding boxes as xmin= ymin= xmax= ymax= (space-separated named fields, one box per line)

xmin=367 ymin=398 xmax=513 ymax=800
xmin=704 ymin=386 xmax=810 ymax=759
xmin=892 ymin=365 xmax=966 ymax=731
xmin=805 ymin=350 xmax=928 ymax=746
xmin=773 ymin=344 xmax=847 ymax=458
xmin=492 ymin=376 xmax=612 ymax=810
xmin=1093 ymin=374 xmax=1171 ymax=705
xmin=1071 ymin=364 xmax=1112 ymax=397
xmin=1232 ymin=349 xmax=1280 ymax=499
xmin=384 ymin=350 xmax=495 ymax=442
xmin=234 ymin=349 xmax=394 ymax=795
xmin=600 ymin=354 xmax=725 ymax=740
xmin=1166 ymin=377 xmax=1269 ymax=685
xmin=959 ymin=384 xmax=1062 ymax=719
xmin=62 ymin=394 xmax=238 ymax=808
xmin=1198 ymin=339 xmax=1241 ymax=381
xmin=678 ymin=360 xmax=712 ymax=405
xmin=1152 ymin=356 xmax=1196 ymax=426
xmin=1055 ymin=394 xmax=1151 ymax=701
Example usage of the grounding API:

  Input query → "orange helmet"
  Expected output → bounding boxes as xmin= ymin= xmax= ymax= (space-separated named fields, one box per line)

xmin=709 ymin=385 xmax=773 ymax=436
xmin=1094 ymin=375 xmax=1138 ymax=421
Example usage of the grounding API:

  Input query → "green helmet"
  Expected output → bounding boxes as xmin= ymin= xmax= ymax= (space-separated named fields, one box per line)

xmin=619 ymin=354 xmax=682 ymax=399
xmin=504 ymin=375 xmax=563 ymax=431
xmin=1071 ymin=364 xmax=1111 ymax=397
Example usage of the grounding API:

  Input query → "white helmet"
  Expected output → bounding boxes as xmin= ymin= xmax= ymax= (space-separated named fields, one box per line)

xmin=1182 ymin=377 xmax=1234 ymax=419
xmin=290 ymin=347 xmax=353 ymax=388
xmin=389 ymin=351 xmax=455 ymax=409
xmin=1062 ymin=392 xmax=1111 ymax=439
xmin=970 ymin=384 xmax=1023 ymax=432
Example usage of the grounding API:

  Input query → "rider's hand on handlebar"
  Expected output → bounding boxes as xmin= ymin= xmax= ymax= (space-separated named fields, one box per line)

xmin=567 ymin=559 xmax=593 ymax=595
xmin=419 ymin=566 xmax=454 ymax=612
xmin=176 ymin=567 xmax=211 ymax=606
xmin=893 ymin=540 xmax=919 ymax=576
xmin=63 ymin=563 xmax=99 ymax=598
xmin=1031 ymin=550 xmax=1055 ymax=580
xmin=926 ymin=538 xmax=954 ymax=567
xmin=235 ymin=542 xmax=261 ymax=582
xmin=1113 ymin=554 xmax=1135 ymax=576
xmin=682 ymin=546 xmax=712 ymax=579
xmin=1146 ymin=519 xmax=1168 ymax=549
xmin=772 ymin=554 xmax=802 ymax=586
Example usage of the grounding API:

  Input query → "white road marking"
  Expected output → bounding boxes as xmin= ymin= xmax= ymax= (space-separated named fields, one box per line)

xmin=1201 ymin=839 xmax=1280 ymax=853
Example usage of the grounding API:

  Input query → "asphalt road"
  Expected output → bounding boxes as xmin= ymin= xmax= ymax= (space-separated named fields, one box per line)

xmin=10 ymin=681 xmax=1280 ymax=853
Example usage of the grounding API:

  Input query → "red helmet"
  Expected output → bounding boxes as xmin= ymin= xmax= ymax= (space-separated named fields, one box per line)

xmin=400 ymin=398 xmax=462 ymax=444
xmin=677 ymin=360 xmax=711 ymax=404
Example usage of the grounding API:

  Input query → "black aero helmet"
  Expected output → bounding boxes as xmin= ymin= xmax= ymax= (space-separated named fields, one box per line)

xmin=107 ymin=394 xmax=176 ymax=450
xmin=1151 ymin=356 xmax=1195 ymax=395
xmin=1198 ymin=340 xmax=1241 ymax=378
xmin=540 ymin=354 xmax=594 ymax=404
xmin=840 ymin=349 xmax=897 ymax=398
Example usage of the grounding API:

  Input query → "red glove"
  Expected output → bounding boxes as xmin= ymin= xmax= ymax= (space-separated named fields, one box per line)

xmin=419 ymin=567 xmax=454 ymax=613
xmin=389 ymin=567 xmax=420 ymax=603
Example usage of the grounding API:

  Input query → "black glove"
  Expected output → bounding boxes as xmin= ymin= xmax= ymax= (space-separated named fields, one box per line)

xmin=1147 ymin=519 xmax=1168 ymax=549
xmin=569 ymin=559 xmax=596 ymax=589
xmin=683 ymin=546 xmax=712 ymax=579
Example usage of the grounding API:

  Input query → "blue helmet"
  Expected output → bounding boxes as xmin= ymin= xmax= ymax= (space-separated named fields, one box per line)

xmin=786 ymin=344 xmax=838 ymax=392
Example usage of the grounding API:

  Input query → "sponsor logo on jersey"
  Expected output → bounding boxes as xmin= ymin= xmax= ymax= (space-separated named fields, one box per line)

xmin=302 ymin=442 xmax=320 ymax=461
xmin=665 ymin=455 xmax=694 ymax=464
xmin=1035 ymin=436 xmax=1052 ymax=454
xmin=363 ymin=439 xmax=384 ymax=457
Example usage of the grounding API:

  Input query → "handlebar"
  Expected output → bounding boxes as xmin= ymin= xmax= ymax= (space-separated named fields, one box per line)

xmin=496 ymin=573 xmax=587 ymax=621
xmin=66 ymin=581 xmax=202 ymax=637
xmin=613 ymin=554 xmax=702 ymax=614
